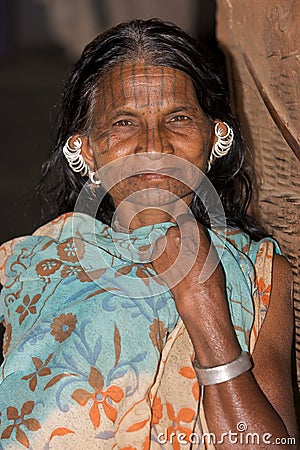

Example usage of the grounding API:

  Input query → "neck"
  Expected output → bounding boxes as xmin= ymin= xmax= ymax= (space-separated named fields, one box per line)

xmin=111 ymin=198 xmax=192 ymax=231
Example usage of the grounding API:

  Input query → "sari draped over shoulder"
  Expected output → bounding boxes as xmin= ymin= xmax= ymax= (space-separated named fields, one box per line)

xmin=0 ymin=213 xmax=279 ymax=449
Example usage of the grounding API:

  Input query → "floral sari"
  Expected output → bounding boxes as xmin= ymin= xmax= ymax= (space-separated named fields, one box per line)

xmin=0 ymin=213 xmax=278 ymax=449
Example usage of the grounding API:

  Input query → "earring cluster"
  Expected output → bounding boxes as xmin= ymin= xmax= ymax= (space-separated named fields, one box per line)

xmin=207 ymin=122 xmax=234 ymax=171
xmin=63 ymin=137 xmax=101 ymax=185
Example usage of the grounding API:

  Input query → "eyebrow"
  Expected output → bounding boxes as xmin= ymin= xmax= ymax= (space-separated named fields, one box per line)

xmin=109 ymin=105 xmax=201 ymax=118
xmin=109 ymin=109 xmax=140 ymax=120
xmin=166 ymin=105 xmax=201 ymax=115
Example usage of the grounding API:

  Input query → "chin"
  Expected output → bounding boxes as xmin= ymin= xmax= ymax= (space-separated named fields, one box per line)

xmin=111 ymin=179 xmax=193 ymax=208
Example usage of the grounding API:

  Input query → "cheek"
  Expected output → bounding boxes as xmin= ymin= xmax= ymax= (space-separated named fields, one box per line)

xmin=91 ymin=134 xmax=137 ymax=169
xmin=178 ymin=138 xmax=210 ymax=168
xmin=92 ymin=143 xmax=123 ymax=171
xmin=89 ymin=119 xmax=129 ymax=164
xmin=173 ymin=124 xmax=213 ymax=164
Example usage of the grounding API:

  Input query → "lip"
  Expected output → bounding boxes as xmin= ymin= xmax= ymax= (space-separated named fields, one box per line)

xmin=132 ymin=167 xmax=179 ymax=176
xmin=135 ymin=172 xmax=171 ymax=180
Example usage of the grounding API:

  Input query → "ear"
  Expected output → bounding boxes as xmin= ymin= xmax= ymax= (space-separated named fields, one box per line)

xmin=71 ymin=135 xmax=95 ymax=170
xmin=206 ymin=120 xmax=223 ymax=171
xmin=212 ymin=120 xmax=224 ymax=146
xmin=213 ymin=120 xmax=231 ymax=140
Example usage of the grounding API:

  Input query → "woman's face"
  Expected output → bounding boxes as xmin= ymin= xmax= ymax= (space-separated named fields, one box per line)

xmin=81 ymin=62 xmax=215 ymax=208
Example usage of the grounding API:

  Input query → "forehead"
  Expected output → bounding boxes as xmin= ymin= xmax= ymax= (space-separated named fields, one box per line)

xmin=96 ymin=62 xmax=199 ymax=110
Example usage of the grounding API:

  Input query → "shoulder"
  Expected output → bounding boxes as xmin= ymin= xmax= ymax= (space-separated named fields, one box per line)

xmin=269 ymin=253 xmax=294 ymax=325
xmin=32 ymin=212 xmax=74 ymax=239
xmin=0 ymin=213 xmax=74 ymax=286
xmin=255 ymin=250 xmax=293 ymax=342
xmin=254 ymin=252 xmax=293 ymax=354
xmin=272 ymin=253 xmax=293 ymax=288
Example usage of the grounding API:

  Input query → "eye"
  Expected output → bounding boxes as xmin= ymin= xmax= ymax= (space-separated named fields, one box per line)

xmin=113 ymin=119 xmax=133 ymax=127
xmin=170 ymin=115 xmax=190 ymax=122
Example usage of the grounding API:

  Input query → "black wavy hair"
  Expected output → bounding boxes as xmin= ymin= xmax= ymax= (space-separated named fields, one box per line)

xmin=37 ymin=18 xmax=267 ymax=240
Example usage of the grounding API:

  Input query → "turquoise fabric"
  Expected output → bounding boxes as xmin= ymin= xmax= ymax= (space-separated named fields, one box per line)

xmin=0 ymin=213 xmax=279 ymax=449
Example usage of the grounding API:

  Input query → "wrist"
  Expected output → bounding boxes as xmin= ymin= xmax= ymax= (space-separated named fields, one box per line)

xmin=173 ymin=284 xmax=227 ymax=313
xmin=193 ymin=351 xmax=252 ymax=386
xmin=178 ymin=306 xmax=241 ymax=367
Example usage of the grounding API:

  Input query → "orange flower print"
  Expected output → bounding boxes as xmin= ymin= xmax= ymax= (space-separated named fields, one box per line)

xmin=166 ymin=403 xmax=195 ymax=450
xmin=1 ymin=401 xmax=41 ymax=448
xmin=2 ymin=321 xmax=12 ymax=355
xmin=16 ymin=294 xmax=41 ymax=325
xmin=149 ymin=319 xmax=167 ymax=352
xmin=57 ymin=237 xmax=85 ymax=263
xmin=120 ymin=447 xmax=137 ymax=450
xmin=22 ymin=353 xmax=53 ymax=391
xmin=256 ymin=246 xmax=272 ymax=260
xmin=257 ymin=277 xmax=271 ymax=308
xmin=50 ymin=313 xmax=77 ymax=342
xmin=72 ymin=367 xmax=124 ymax=429
xmin=36 ymin=259 xmax=62 ymax=277
xmin=179 ymin=366 xmax=200 ymax=401
xmin=151 ymin=396 xmax=163 ymax=425
xmin=142 ymin=436 xmax=150 ymax=450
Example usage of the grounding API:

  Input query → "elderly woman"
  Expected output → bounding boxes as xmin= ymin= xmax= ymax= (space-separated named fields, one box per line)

xmin=0 ymin=19 xmax=297 ymax=449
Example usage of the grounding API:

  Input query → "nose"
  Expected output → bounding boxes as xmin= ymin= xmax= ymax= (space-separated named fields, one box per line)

xmin=137 ymin=121 xmax=174 ymax=156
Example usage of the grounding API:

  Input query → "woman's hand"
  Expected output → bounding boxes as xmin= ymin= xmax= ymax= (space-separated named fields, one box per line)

xmin=151 ymin=215 xmax=241 ymax=367
xmin=151 ymin=215 xmax=224 ymax=306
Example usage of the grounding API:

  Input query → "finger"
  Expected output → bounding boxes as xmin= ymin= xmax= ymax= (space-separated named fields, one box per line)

xmin=151 ymin=235 xmax=167 ymax=261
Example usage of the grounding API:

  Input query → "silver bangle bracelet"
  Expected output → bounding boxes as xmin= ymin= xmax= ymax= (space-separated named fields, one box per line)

xmin=193 ymin=351 xmax=252 ymax=386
